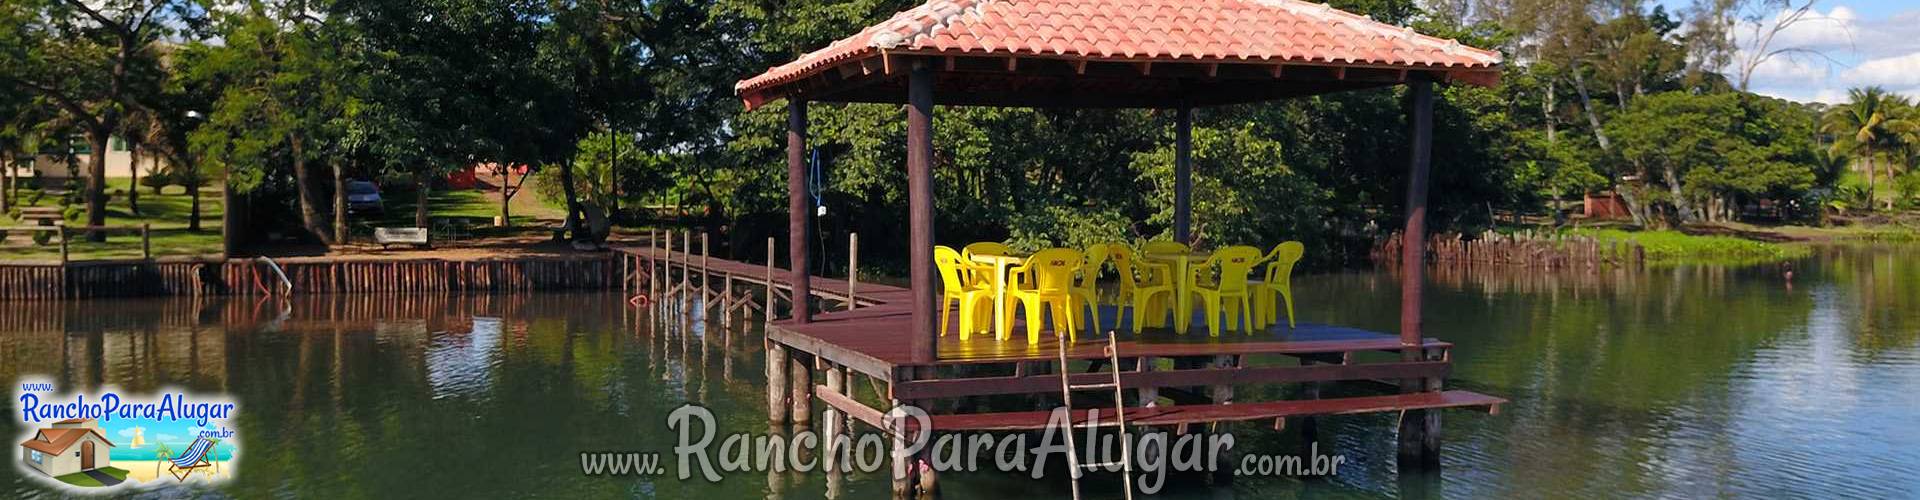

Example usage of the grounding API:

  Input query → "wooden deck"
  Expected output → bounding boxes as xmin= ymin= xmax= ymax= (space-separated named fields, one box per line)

xmin=619 ymin=242 xmax=1501 ymax=463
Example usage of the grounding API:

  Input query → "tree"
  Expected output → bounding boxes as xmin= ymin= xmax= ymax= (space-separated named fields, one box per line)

xmin=0 ymin=0 xmax=179 ymax=241
xmin=1821 ymin=87 xmax=1903 ymax=210
xmin=187 ymin=1 xmax=356 ymax=244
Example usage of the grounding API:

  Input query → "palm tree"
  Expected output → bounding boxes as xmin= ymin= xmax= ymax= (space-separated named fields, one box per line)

xmin=1821 ymin=87 xmax=1903 ymax=210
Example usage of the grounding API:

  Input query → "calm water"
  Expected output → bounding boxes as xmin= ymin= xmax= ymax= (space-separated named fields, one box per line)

xmin=2 ymin=245 xmax=1917 ymax=499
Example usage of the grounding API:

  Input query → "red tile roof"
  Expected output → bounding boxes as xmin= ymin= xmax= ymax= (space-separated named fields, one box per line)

xmin=20 ymin=427 xmax=114 ymax=455
xmin=737 ymin=0 xmax=1503 ymax=107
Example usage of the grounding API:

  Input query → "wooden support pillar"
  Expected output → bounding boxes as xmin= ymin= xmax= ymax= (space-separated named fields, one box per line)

xmin=787 ymin=99 xmax=813 ymax=323
xmin=824 ymin=364 xmax=849 ymax=496
xmin=847 ymin=232 xmax=858 ymax=310
xmin=701 ymin=232 xmax=711 ymax=306
xmin=1397 ymin=75 xmax=1439 ymax=469
xmin=682 ymin=229 xmax=692 ymax=302
xmin=1174 ymin=106 xmax=1193 ymax=243
xmin=767 ymin=340 xmax=790 ymax=424
xmin=906 ymin=59 xmax=937 ymax=361
xmin=790 ymin=351 xmax=814 ymax=427
xmin=765 ymin=237 xmax=776 ymax=325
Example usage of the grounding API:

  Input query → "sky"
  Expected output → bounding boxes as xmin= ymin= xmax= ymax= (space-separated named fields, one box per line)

xmin=1707 ymin=0 xmax=1920 ymax=104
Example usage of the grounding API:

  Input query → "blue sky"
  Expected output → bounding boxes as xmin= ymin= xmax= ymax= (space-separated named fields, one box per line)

xmin=1663 ymin=0 xmax=1920 ymax=103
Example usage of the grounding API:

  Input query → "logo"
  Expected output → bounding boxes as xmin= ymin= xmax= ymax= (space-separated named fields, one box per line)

xmin=14 ymin=379 xmax=239 ymax=490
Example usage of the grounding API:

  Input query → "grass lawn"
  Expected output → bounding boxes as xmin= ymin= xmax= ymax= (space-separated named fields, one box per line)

xmin=1 ymin=178 xmax=224 ymax=262
xmin=354 ymin=184 xmax=564 ymax=241
xmin=53 ymin=466 xmax=128 ymax=487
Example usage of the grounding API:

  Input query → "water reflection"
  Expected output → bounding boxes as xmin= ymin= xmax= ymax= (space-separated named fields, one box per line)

xmin=0 ymin=245 xmax=1915 ymax=498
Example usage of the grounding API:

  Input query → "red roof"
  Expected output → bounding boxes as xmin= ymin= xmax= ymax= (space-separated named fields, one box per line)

xmin=737 ymin=0 xmax=1503 ymax=107
xmin=20 ymin=427 xmax=114 ymax=455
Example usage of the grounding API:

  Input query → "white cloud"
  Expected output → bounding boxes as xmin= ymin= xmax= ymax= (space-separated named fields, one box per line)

xmin=1737 ymin=4 xmax=1920 ymax=103
xmin=1747 ymin=53 xmax=1830 ymax=84
xmin=1842 ymin=52 xmax=1920 ymax=88
xmin=1743 ymin=6 xmax=1858 ymax=52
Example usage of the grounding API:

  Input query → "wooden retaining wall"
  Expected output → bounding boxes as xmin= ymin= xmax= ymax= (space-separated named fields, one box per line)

xmin=1376 ymin=230 xmax=1646 ymax=270
xmin=0 ymin=255 xmax=624 ymax=301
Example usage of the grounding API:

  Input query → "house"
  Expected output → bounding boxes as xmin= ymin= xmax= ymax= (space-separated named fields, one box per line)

xmin=19 ymin=418 xmax=116 ymax=478
xmin=18 ymin=135 xmax=171 ymax=180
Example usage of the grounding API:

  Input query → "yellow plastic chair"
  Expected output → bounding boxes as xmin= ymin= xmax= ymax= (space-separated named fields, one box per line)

xmin=1252 ymin=242 xmax=1305 ymax=329
xmin=1186 ymin=246 xmax=1263 ymax=336
xmin=1106 ymin=245 xmax=1174 ymax=333
xmin=934 ymin=246 xmax=995 ymax=338
xmin=1006 ymin=248 xmax=1083 ymax=343
xmin=1070 ymin=244 xmax=1111 ymax=330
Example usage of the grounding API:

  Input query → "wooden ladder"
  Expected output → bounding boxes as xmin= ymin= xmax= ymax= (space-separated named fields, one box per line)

xmin=1056 ymin=330 xmax=1136 ymax=500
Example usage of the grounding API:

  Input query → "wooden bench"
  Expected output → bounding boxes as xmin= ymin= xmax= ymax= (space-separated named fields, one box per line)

xmin=373 ymin=227 xmax=430 ymax=249
xmin=18 ymin=207 xmax=63 ymax=226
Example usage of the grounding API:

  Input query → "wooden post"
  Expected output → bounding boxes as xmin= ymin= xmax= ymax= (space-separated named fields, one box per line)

xmin=823 ymin=364 xmax=848 ymax=473
xmin=1397 ymin=75 xmax=1438 ymax=469
xmin=787 ymin=99 xmax=812 ymax=323
xmin=681 ymin=229 xmax=691 ymax=301
xmin=767 ymin=340 xmax=790 ymax=424
xmin=140 ymin=224 xmax=151 ymax=260
xmin=766 ymin=237 xmax=776 ymax=324
xmin=58 ymin=227 xmax=69 ymax=264
xmin=664 ymin=230 xmax=674 ymax=295
xmin=701 ymin=232 xmax=710 ymax=305
xmin=1174 ymin=106 xmax=1193 ymax=243
xmin=906 ymin=59 xmax=936 ymax=362
xmin=790 ymin=351 xmax=813 ymax=427
xmin=847 ymin=232 xmax=858 ymax=310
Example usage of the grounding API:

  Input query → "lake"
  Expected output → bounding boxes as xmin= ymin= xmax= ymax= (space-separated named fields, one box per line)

xmin=2 ymin=244 xmax=1916 ymax=498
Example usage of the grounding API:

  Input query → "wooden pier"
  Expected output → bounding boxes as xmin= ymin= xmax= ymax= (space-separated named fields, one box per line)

xmin=617 ymin=230 xmax=1505 ymax=495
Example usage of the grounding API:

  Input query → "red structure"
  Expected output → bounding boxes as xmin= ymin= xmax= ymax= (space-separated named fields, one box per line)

xmin=728 ymin=0 xmax=1508 ymax=493
xmin=1584 ymin=191 xmax=1631 ymax=219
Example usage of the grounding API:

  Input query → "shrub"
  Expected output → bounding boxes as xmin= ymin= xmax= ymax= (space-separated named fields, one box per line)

xmin=32 ymin=230 xmax=53 ymax=246
xmin=140 ymin=171 xmax=174 ymax=194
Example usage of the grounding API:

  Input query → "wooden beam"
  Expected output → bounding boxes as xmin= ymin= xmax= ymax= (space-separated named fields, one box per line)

xmin=787 ymin=100 xmax=811 ymax=323
xmin=1206 ymin=63 xmax=1219 ymax=78
xmin=892 ymin=360 xmax=1451 ymax=399
xmin=1073 ymin=59 xmax=1088 ymax=75
xmin=1271 ymin=64 xmax=1285 ymax=78
xmin=818 ymin=384 xmax=887 ymax=428
xmin=1005 ymin=57 xmax=1018 ymax=72
xmin=1135 ymin=61 xmax=1153 ymax=75
xmin=906 ymin=60 xmax=937 ymax=362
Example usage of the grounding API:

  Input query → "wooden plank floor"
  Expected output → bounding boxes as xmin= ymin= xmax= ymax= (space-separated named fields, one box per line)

xmin=776 ymin=310 xmax=1449 ymax=368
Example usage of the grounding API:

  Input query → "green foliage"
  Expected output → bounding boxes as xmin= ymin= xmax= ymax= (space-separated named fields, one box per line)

xmin=1567 ymin=228 xmax=1809 ymax=264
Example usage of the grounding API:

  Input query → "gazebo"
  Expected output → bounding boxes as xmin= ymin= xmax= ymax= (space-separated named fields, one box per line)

xmin=733 ymin=0 xmax=1506 ymax=493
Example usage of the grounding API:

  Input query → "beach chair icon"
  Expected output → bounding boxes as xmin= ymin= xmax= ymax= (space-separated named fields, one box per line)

xmin=164 ymin=437 xmax=220 ymax=481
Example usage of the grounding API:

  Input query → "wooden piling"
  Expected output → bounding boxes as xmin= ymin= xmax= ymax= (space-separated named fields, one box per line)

xmin=790 ymin=351 xmax=814 ymax=427
xmin=767 ymin=340 xmax=790 ymax=424
xmin=847 ymin=232 xmax=858 ymax=310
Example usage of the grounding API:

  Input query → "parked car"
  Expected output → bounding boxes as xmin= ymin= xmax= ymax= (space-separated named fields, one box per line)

xmin=345 ymin=181 xmax=383 ymax=214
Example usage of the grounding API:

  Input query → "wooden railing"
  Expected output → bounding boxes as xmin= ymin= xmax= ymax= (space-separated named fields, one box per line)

xmin=0 ymin=224 xmax=154 ymax=263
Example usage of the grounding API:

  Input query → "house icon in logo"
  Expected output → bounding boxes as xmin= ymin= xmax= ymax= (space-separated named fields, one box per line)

xmin=20 ymin=418 xmax=115 ymax=479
